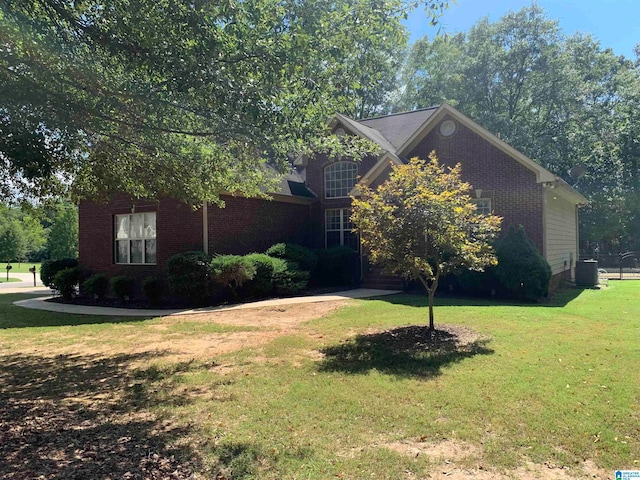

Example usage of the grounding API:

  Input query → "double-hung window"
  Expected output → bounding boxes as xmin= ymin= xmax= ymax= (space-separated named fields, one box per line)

xmin=115 ymin=212 xmax=157 ymax=264
xmin=325 ymin=208 xmax=358 ymax=250
xmin=472 ymin=198 xmax=492 ymax=216
xmin=325 ymin=161 xmax=358 ymax=198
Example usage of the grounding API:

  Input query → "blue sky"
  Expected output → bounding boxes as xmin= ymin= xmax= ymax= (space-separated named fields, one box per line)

xmin=404 ymin=0 xmax=639 ymax=59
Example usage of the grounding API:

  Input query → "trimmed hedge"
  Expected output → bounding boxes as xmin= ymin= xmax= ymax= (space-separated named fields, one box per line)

xmin=111 ymin=275 xmax=135 ymax=301
xmin=273 ymin=261 xmax=310 ymax=295
xmin=314 ymin=246 xmax=358 ymax=287
xmin=52 ymin=267 xmax=81 ymax=301
xmin=165 ymin=251 xmax=213 ymax=304
xmin=41 ymin=258 xmax=78 ymax=288
xmin=266 ymin=243 xmax=318 ymax=273
xmin=495 ymin=225 xmax=551 ymax=301
xmin=211 ymin=255 xmax=257 ymax=298
xmin=142 ymin=276 xmax=163 ymax=306
xmin=81 ymin=273 xmax=109 ymax=300
xmin=240 ymin=253 xmax=286 ymax=299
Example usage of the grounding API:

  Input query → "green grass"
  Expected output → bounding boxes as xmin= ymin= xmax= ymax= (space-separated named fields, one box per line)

xmin=1 ymin=284 xmax=638 ymax=479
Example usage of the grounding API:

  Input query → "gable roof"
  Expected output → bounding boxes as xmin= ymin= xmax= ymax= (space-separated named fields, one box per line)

xmin=350 ymin=104 xmax=587 ymax=205
xmin=358 ymin=107 xmax=439 ymax=152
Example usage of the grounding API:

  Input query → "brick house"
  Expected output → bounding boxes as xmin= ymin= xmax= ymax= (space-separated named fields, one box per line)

xmin=79 ymin=104 xmax=587 ymax=287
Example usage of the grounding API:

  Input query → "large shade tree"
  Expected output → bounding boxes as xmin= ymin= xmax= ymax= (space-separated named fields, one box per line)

xmin=397 ymin=5 xmax=640 ymax=252
xmin=351 ymin=155 xmax=502 ymax=330
xmin=0 ymin=0 xmax=447 ymax=205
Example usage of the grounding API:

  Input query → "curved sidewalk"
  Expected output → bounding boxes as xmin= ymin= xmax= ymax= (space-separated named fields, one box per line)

xmin=12 ymin=288 xmax=401 ymax=317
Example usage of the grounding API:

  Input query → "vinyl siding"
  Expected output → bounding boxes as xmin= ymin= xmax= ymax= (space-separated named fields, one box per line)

xmin=544 ymin=190 xmax=577 ymax=278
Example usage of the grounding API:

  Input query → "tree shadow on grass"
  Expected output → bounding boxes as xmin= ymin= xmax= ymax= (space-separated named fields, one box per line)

xmin=0 ymin=352 xmax=262 ymax=479
xmin=318 ymin=325 xmax=493 ymax=379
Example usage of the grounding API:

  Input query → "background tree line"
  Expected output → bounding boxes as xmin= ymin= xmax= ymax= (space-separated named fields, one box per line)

xmin=393 ymin=5 xmax=640 ymax=254
xmin=0 ymin=202 xmax=78 ymax=264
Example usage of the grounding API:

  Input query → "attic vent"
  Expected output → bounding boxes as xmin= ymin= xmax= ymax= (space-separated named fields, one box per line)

xmin=439 ymin=120 xmax=456 ymax=137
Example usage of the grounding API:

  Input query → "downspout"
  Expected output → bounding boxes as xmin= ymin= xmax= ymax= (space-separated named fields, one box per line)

xmin=202 ymin=201 xmax=209 ymax=255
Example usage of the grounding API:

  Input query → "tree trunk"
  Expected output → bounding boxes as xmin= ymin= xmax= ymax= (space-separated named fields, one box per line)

xmin=428 ymin=289 xmax=435 ymax=331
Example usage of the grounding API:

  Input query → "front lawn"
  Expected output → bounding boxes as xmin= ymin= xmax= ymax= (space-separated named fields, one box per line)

xmin=1 ymin=283 xmax=638 ymax=479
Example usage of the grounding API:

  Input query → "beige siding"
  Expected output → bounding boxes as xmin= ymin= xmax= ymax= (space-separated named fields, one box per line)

xmin=544 ymin=190 xmax=578 ymax=278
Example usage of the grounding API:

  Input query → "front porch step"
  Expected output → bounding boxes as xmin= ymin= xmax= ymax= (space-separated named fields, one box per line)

xmin=361 ymin=267 xmax=404 ymax=290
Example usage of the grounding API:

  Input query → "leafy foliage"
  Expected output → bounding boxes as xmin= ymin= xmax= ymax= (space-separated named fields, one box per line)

xmin=141 ymin=276 xmax=163 ymax=306
xmin=81 ymin=273 xmax=109 ymax=300
xmin=52 ymin=267 xmax=81 ymax=301
xmin=273 ymin=261 xmax=310 ymax=296
xmin=0 ymin=0 xmax=448 ymax=205
xmin=165 ymin=251 xmax=213 ymax=304
xmin=110 ymin=275 xmax=135 ymax=302
xmin=351 ymin=154 xmax=502 ymax=329
xmin=397 ymin=5 xmax=640 ymax=252
xmin=40 ymin=258 xmax=79 ymax=287
xmin=265 ymin=243 xmax=318 ymax=274
xmin=313 ymin=247 xmax=358 ymax=287
xmin=239 ymin=253 xmax=285 ymax=299
xmin=211 ymin=255 xmax=257 ymax=298
xmin=494 ymin=225 xmax=552 ymax=301
xmin=45 ymin=203 xmax=78 ymax=260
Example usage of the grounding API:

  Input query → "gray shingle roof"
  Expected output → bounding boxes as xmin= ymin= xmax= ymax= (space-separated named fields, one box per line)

xmin=358 ymin=107 xmax=439 ymax=151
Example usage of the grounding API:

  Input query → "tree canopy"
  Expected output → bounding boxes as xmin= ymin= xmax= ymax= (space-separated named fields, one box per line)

xmin=397 ymin=5 xmax=640 ymax=252
xmin=0 ymin=0 xmax=447 ymax=205
xmin=351 ymin=155 xmax=502 ymax=329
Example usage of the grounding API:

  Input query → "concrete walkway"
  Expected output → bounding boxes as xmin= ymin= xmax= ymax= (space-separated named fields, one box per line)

xmin=12 ymin=288 xmax=401 ymax=317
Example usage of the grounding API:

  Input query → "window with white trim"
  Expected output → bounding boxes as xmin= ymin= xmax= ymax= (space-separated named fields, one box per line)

xmin=472 ymin=198 xmax=492 ymax=215
xmin=325 ymin=161 xmax=358 ymax=198
xmin=115 ymin=212 xmax=157 ymax=264
xmin=325 ymin=208 xmax=358 ymax=250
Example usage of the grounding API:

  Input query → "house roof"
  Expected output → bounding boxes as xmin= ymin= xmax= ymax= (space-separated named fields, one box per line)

xmin=358 ymin=107 xmax=439 ymax=152
xmin=338 ymin=104 xmax=587 ymax=205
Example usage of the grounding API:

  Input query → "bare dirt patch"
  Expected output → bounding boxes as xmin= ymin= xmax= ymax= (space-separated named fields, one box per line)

xmin=377 ymin=439 xmax=611 ymax=480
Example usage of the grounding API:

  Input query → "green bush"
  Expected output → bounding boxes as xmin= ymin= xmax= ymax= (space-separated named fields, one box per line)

xmin=454 ymin=267 xmax=501 ymax=297
xmin=273 ymin=261 xmax=310 ymax=295
xmin=314 ymin=247 xmax=358 ymax=287
xmin=266 ymin=243 xmax=318 ymax=273
xmin=165 ymin=251 xmax=213 ymax=304
xmin=495 ymin=225 xmax=552 ymax=301
xmin=240 ymin=254 xmax=287 ymax=299
xmin=111 ymin=275 xmax=135 ymax=302
xmin=40 ymin=258 xmax=78 ymax=287
xmin=52 ymin=267 xmax=81 ymax=301
xmin=211 ymin=255 xmax=256 ymax=298
xmin=142 ymin=276 xmax=163 ymax=306
xmin=81 ymin=273 xmax=109 ymax=300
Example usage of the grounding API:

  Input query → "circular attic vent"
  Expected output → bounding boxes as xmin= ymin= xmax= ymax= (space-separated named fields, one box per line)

xmin=439 ymin=120 xmax=456 ymax=137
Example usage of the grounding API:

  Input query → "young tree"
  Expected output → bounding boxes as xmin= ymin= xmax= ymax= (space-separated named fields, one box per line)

xmin=351 ymin=154 xmax=502 ymax=330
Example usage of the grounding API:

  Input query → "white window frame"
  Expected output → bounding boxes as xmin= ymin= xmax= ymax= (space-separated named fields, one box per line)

xmin=324 ymin=161 xmax=358 ymax=198
xmin=472 ymin=198 xmax=492 ymax=216
xmin=325 ymin=208 xmax=358 ymax=250
xmin=114 ymin=212 xmax=157 ymax=265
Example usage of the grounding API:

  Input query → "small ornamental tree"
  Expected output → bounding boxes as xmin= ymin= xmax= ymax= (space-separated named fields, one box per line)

xmin=351 ymin=154 xmax=502 ymax=330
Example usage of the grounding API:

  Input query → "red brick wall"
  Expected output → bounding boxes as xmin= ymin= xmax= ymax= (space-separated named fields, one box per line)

xmin=305 ymin=152 xmax=378 ymax=248
xmin=208 ymin=196 xmax=310 ymax=254
xmin=408 ymin=116 xmax=545 ymax=253
xmin=79 ymin=194 xmax=311 ymax=278
xmin=79 ymin=194 xmax=202 ymax=280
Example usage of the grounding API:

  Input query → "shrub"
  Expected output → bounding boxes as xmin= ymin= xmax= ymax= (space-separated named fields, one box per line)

xmin=40 ymin=258 xmax=78 ymax=287
xmin=266 ymin=243 xmax=318 ymax=273
xmin=165 ymin=251 xmax=213 ymax=304
xmin=314 ymin=246 xmax=358 ymax=287
xmin=111 ymin=275 xmax=135 ymax=302
xmin=81 ymin=273 xmax=109 ymax=300
xmin=240 ymin=254 xmax=287 ymax=299
xmin=211 ymin=255 xmax=256 ymax=298
xmin=495 ymin=225 xmax=552 ymax=301
xmin=273 ymin=261 xmax=310 ymax=295
xmin=52 ymin=267 xmax=81 ymax=301
xmin=142 ymin=276 xmax=163 ymax=306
